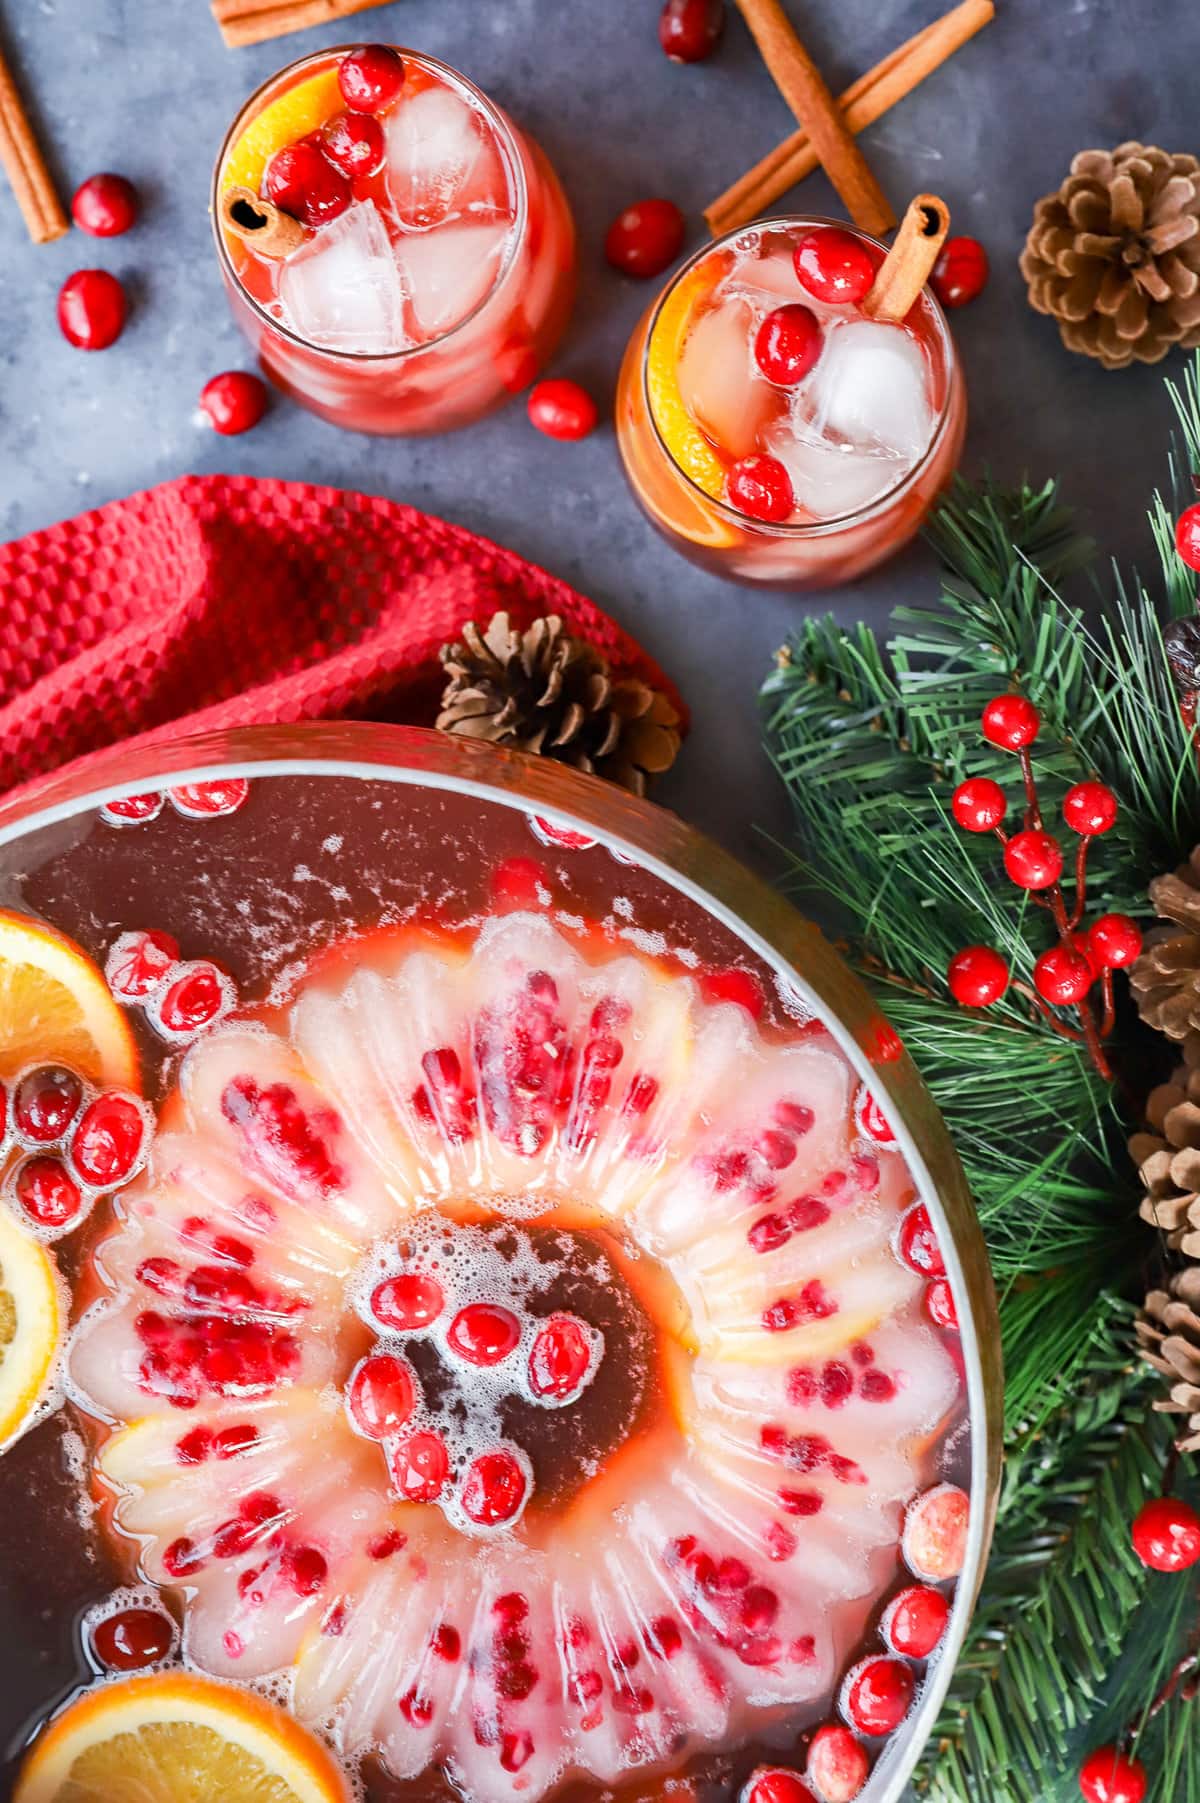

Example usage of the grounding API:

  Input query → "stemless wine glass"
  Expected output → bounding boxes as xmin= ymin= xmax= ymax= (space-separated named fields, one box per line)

xmin=212 ymin=46 xmax=576 ymax=435
xmin=615 ymin=215 xmax=966 ymax=588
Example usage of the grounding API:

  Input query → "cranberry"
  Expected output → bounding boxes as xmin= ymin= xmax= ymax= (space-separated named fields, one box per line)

xmin=155 ymin=962 xmax=232 ymax=1037
xmin=338 ymin=44 xmax=406 ymax=114
xmin=925 ymin=1276 xmax=958 ymax=1330
xmin=1033 ymin=944 xmax=1094 ymax=1005
xmin=446 ymin=1301 xmax=521 ymax=1367
xmin=71 ymin=173 xmax=139 ymax=237
xmin=1130 ymin=1496 xmax=1200 ymax=1572
xmin=841 ymin=1655 xmax=914 ymax=1736
xmin=743 ymin=1768 xmax=817 ymax=1803
xmin=102 ymin=791 xmax=163 ymax=824
xmin=881 ymin=1584 xmax=949 ymax=1658
xmin=896 ymin=1202 xmax=945 ymax=1277
xmin=169 ymin=779 xmax=250 ymax=817
xmin=70 ymin=1092 xmax=147 ymax=1187
xmin=460 ymin=1446 xmax=529 ymax=1526
xmin=105 ymin=928 xmax=179 ymax=1000
xmin=1062 ymin=780 xmax=1118 ymax=836
xmin=89 ymin=1606 xmax=173 ymax=1671
xmin=930 ymin=235 xmax=989 ymax=309
xmin=1078 ymin=1746 xmax=1148 ymax=1803
xmin=390 ymin=1429 xmax=449 ymax=1502
xmin=904 ymin=1483 xmax=969 ymax=1580
xmin=321 ymin=109 xmax=386 ymax=178
xmin=754 ymin=304 xmax=823 ymax=385
xmin=528 ymin=1313 xmax=596 ymax=1401
xmin=1003 ymin=829 xmax=1063 ymax=891
xmin=264 ymin=137 xmax=352 ymax=229
xmin=14 ymin=1066 xmax=83 ymax=1143
xmin=806 ymin=1722 xmax=869 ymax=1802
xmin=371 ymin=1271 xmax=444 ymax=1331
xmin=199 ymin=371 xmax=267 ymax=437
xmin=527 ymin=378 xmax=598 ymax=441
xmin=604 ymin=198 xmax=686 ymax=278
xmin=58 ymin=269 xmax=126 ymax=350
xmin=727 ymin=454 xmax=794 ymax=524
xmin=1087 ymin=913 xmax=1143 ymax=969
xmin=1176 ymin=502 xmax=1200 ymax=572
xmin=981 ymin=693 xmax=1039 ymax=749
xmin=14 ymin=1156 xmax=83 ymax=1230
xmin=950 ymin=776 xmax=1006 ymax=833
xmin=946 ymin=945 xmax=1008 ymax=1007
xmin=793 ymin=227 xmax=876 ymax=305
xmin=347 ymin=1353 xmax=417 ymax=1439
xmin=659 ymin=0 xmax=725 ymax=61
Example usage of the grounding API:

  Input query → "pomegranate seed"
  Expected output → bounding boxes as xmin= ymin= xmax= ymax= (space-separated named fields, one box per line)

xmin=500 ymin=1729 xmax=535 ymax=1773
xmin=372 ymin=1270 xmax=444 ymax=1331
xmin=212 ymin=1424 xmax=259 ymax=1459
xmin=841 ymin=1654 xmax=914 ymax=1735
xmin=13 ymin=1066 xmax=84 ymax=1144
xmin=102 ymin=792 xmax=164 ymax=824
xmin=460 ymin=1446 xmax=529 ymax=1527
xmin=764 ymin=1521 xmax=798 ymax=1562
xmin=137 ymin=1258 xmax=181 ymax=1295
xmin=446 ymin=1301 xmax=521 ymax=1367
xmin=89 ymin=1607 xmax=173 ymax=1671
xmin=794 ymin=227 xmax=877 ymax=305
xmin=105 ymin=928 xmax=179 ymax=1001
xmin=786 ymin=1367 xmax=818 ymax=1405
xmin=754 ymin=304 xmax=824 ymax=386
xmin=432 ymin=1622 xmax=461 ymax=1660
xmin=338 ymin=44 xmax=406 ymax=113
xmin=925 ymin=1276 xmax=958 ymax=1330
xmin=321 ymin=109 xmax=386 ymax=178
xmin=527 ymin=377 xmax=598 ymax=441
xmin=528 ymin=1313 xmax=597 ymax=1401
xmin=281 ymin=1544 xmax=327 ymax=1596
xmin=896 ymin=1202 xmax=945 ymax=1277
xmin=701 ymin=968 xmax=766 ymax=1016
xmin=646 ymin=1614 xmax=683 ymax=1658
xmin=221 ymin=1077 xmax=343 ymax=1197
xmin=820 ymin=1362 xmax=853 ymax=1408
xmin=15 ymin=1156 xmax=83 ymax=1230
xmin=727 ymin=454 xmax=794 ymax=523
xmin=859 ymin=1368 xmax=897 ymax=1402
xmin=806 ymin=1723 xmax=870 ymax=1802
xmin=162 ymin=1537 xmax=203 ymax=1579
xmin=623 ymin=1073 xmax=659 ymax=1114
xmin=366 ymin=1527 xmax=406 ymax=1560
xmin=774 ymin=1100 xmax=814 ymax=1135
xmin=659 ymin=0 xmax=725 ymax=60
xmin=748 ymin=1211 xmax=791 ymax=1255
xmin=930 ymin=234 xmax=989 ymax=308
xmin=175 ymin=1427 xmax=212 ymax=1465
xmin=58 ymin=270 xmax=127 ymax=350
xmin=390 ymin=1429 xmax=449 ymax=1502
xmin=155 ymin=962 xmax=232 ymax=1037
xmin=904 ymin=1483 xmax=969 ymax=1581
xmin=69 ymin=1092 xmax=147 ymax=1188
xmin=169 ymin=779 xmax=250 ymax=818
xmin=754 ymin=1128 xmax=796 ymax=1170
xmin=604 ymin=198 xmax=686 ymax=278
xmin=347 ymin=1353 xmax=417 ymax=1439
xmin=882 ymin=1584 xmax=949 ymax=1658
xmin=199 ymin=371 xmax=267 ymax=437
xmin=71 ymin=172 xmax=138 ymax=237
xmin=264 ymin=137 xmax=352 ymax=228
xmin=778 ymin=1487 xmax=823 ymax=1517
xmin=744 ymin=1767 xmax=818 ymax=1803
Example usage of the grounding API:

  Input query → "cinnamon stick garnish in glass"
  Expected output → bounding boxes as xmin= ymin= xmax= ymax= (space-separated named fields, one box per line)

xmin=865 ymin=193 xmax=950 ymax=321
xmin=0 ymin=44 xmax=68 ymax=243
xmin=707 ymin=0 xmax=994 ymax=238
xmin=733 ymin=0 xmax=894 ymax=236
xmin=219 ymin=186 xmax=307 ymax=258
xmin=212 ymin=0 xmax=390 ymax=50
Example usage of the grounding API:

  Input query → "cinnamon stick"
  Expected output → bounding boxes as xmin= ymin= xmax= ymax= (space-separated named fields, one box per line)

xmin=212 ymin=0 xmax=390 ymax=49
xmin=219 ymin=186 xmax=307 ymax=258
xmin=707 ymin=0 xmax=994 ymax=238
xmin=0 ymin=44 xmax=67 ymax=243
xmin=864 ymin=192 xmax=950 ymax=321
xmin=733 ymin=0 xmax=894 ymax=236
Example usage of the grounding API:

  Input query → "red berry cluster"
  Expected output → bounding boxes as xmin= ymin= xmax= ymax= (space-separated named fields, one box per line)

xmin=946 ymin=696 xmax=1142 ymax=1081
xmin=2 ymin=1066 xmax=151 ymax=1239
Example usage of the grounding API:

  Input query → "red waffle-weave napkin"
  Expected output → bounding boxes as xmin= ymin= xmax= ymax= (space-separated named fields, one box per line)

xmin=0 ymin=474 xmax=686 ymax=799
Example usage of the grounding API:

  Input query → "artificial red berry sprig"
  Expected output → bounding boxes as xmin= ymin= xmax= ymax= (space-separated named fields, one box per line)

xmin=946 ymin=695 xmax=1144 ymax=1082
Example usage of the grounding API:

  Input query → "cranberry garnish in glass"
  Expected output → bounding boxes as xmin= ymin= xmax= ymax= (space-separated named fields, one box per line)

xmin=212 ymin=45 xmax=577 ymax=434
xmin=615 ymin=215 xmax=966 ymax=587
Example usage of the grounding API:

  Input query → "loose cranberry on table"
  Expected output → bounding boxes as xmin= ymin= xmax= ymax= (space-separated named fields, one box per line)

xmin=71 ymin=172 xmax=138 ymax=238
xmin=264 ymin=137 xmax=352 ymax=229
xmin=659 ymin=0 xmax=725 ymax=62
xmin=930 ymin=235 xmax=989 ymax=309
xmin=338 ymin=44 xmax=406 ymax=115
xmin=58 ymin=269 xmax=126 ymax=350
xmin=793 ymin=227 xmax=876 ymax=305
xmin=527 ymin=378 xmax=598 ymax=442
xmin=321 ymin=110 xmax=386 ymax=180
xmin=605 ymin=198 xmax=686 ymax=279
xmin=199 ymin=371 xmax=268 ymax=437
xmin=727 ymin=454 xmax=794 ymax=524
xmin=754 ymin=305 xmax=823 ymax=385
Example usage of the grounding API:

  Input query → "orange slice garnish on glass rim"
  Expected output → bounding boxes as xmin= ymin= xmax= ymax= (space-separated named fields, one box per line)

xmin=14 ymin=1671 xmax=351 ymax=1803
xmin=645 ymin=258 xmax=741 ymax=548
xmin=221 ymin=67 xmax=343 ymax=198
xmin=0 ymin=911 xmax=137 ymax=1091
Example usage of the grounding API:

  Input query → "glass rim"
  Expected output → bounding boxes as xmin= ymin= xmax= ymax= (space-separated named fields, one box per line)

xmin=638 ymin=214 xmax=961 ymax=537
xmin=210 ymin=44 xmax=529 ymax=364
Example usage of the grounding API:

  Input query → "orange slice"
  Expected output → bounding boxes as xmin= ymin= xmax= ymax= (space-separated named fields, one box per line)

xmin=0 ymin=912 xmax=137 ymax=1090
xmin=0 ymin=1208 xmax=61 ymax=1451
xmin=646 ymin=261 xmax=729 ymax=502
xmin=221 ymin=67 xmax=343 ymax=197
xmin=14 ymin=1672 xmax=351 ymax=1803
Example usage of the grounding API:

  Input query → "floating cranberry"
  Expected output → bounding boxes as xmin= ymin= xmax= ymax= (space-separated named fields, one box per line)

xmin=58 ymin=269 xmax=127 ymax=350
xmin=981 ymin=693 xmax=1039 ymax=750
xmin=1087 ymin=913 xmax=1143 ymax=969
xmin=1130 ymin=1495 xmax=1200 ymax=1572
xmin=105 ymin=928 xmax=179 ymax=1001
xmin=14 ymin=1066 xmax=84 ymax=1144
xmin=169 ymin=779 xmax=250 ymax=817
xmin=321 ymin=109 xmax=386 ymax=179
xmin=754 ymin=304 xmax=823 ymax=385
xmin=372 ymin=1270 xmax=444 ymax=1331
xmin=347 ymin=1353 xmax=417 ymax=1440
xmin=659 ymin=0 xmax=725 ymax=61
xmin=528 ymin=1313 xmax=597 ymax=1402
xmin=102 ymin=791 xmax=164 ymax=825
xmin=527 ymin=378 xmax=598 ymax=441
xmin=841 ymin=1655 xmax=914 ymax=1736
xmin=338 ymin=44 xmax=406 ymax=114
xmin=264 ymin=137 xmax=352 ymax=229
xmin=727 ymin=453 xmax=794 ymax=523
xmin=741 ymin=1769 xmax=816 ymax=1803
xmin=155 ymin=962 xmax=232 ymax=1038
xmin=806 ymin=1722 xmax=869 ymax=1802
xmin=896 ymin=1202 xmax=945 ymax=1277
xmin=14 ymin=1156 xmax=83 ymax=1231
xmin=1078 ymin=1746 xmax=1148 ymax=1803
xmin=89 ymin=1606 xmax=173 ymax=1671
xmin=930 ymin=235 xmax=989 ymax=309
xmin=1062 ymin=780 xmax=1118 ymax=836
xmin=950 ymin=776 xmax=1007 ymax=833
xmin=72 ymin=172 xmax=139 ymax=238
xmin=793 ymin=227 xmax=876 ymax=306
xmin=946 ymin=945 xmax=1008 ymax=1007
xmin=1176 ymin=503 xmax=1200 ymax=573
xmin=446 ymin=1301 xmax=521 ymax=1367
xmin=1033 ymin=944 xmax=1094 ymax=1006
xmin=881 ymin=1584 xmax=949 ymax=1658
xmin=604 ymin=198 xmax=686 ymax=278
xmin=199 ymin=371 xmax=267 ymax=437
xmin=390 ymin=1429 xmax=449 ymax=1502
xmin=1003 ymin=829 xmax=1063 ymax=891
xmin=924 ymin=1277 xmax=958 ymax=1331
xmin=460 ymin=1446 xmax=529 ymax=1527
xmin=904 ymin=1483 xmax=969 ymax=1581
xmin=70 ymin=1092 xmax=148 ymax=1188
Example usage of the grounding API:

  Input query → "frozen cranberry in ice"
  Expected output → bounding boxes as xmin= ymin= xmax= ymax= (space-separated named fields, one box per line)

xmin=169 ymin=779 xmax=250 ymax=818
xmin=101 ymin=791 xmax=163 ymax=825
xmin=13 ymin=1066 xmax=84 ymax=1144
xmin=806 ymin=1722 xmax=869 ymax=1801
xmin=895 ymin=1202 xmax=945 ymax=1277
xmin=742 ymin=1768 xmax=818 ymax=1803
xmin=70 ymin=1093 xmax=148 ymax=1188
xmin=904 ymin=1483 xmax=969 ymax=1581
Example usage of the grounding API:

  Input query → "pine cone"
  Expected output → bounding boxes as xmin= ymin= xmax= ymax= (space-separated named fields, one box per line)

xmin=1019 ymin=141 xmax=1200 ymax=370
xmin=1136 ymin=1266 xmax=1200 ymax=1453
xmin=1130 ymin=845 xmax=1200 ymax=1062
xmin=1130 ymin=1064 xmax=1200 ymax=1258
xmin=436 ymin=612 xmax=681 ymax=798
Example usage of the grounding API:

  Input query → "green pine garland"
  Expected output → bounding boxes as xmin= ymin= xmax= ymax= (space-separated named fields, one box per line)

xmin=759 ymin=355 xmax=1200 ymax=1801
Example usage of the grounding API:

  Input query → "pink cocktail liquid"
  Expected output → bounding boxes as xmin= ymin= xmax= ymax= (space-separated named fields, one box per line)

xmin=616 ymin=219 xmax=966 ymax=587
xmin=213 ymin=48 xmax=576 ymax=434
